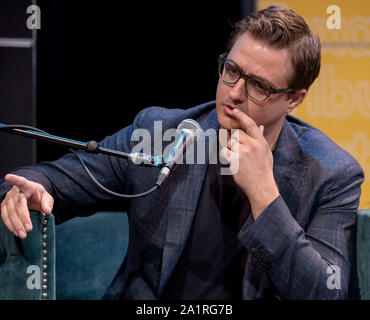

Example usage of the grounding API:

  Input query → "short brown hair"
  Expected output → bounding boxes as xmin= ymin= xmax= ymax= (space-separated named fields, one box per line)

xmin=226 ymin=6 xmax=321 ymax=91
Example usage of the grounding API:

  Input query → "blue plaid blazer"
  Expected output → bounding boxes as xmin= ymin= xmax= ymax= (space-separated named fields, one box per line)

xmin=0 ymin=101 xmax=364 ymax=299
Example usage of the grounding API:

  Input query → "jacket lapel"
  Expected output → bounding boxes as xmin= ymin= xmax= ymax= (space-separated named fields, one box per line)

xmin=158 ymin=109 xmax=219 ymax=295
xmin=240 ymin=118 xmax=310 ymax=299
xmin=272 ymin=118 xmax=309 ymax=220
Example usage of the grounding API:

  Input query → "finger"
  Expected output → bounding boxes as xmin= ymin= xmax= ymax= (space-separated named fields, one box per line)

xmin=7 ymin=197 xmax=27 ymax=238
xmin=259 ymin=125 xmax=264 ymax=135
xmin=5 ymin=174 xmax=36 ymax=198
xmin=14 ymin=192 xmax=33 ymax=232
xmin=232 ymin=109 xmax=262 ymax=139
xmin=227 ymin=135 xmax=232 ymax=149
xmin=224 ymin=130 xmax=232 ymax=149
xmin=230 ymin=128 xmax=250 ymax=144
xmin=1 ymin=202 xmax=17 ymax=236
xmin=220 ymin=146 xmax=232 ymax=164
xmin=218 ymin=128 xmax=230 ymax=150
xmin=229 ymin=136 xmax=240 ymax=151
xmin=220 ymin=146 xmax=238 ymax=164
xmin=227 ymin=129 xmax=231 ymax=141
xmin=40 ymin=192 xmax=54 ymax=214
xmin=228 ymin=129 xmax=246 ymax=149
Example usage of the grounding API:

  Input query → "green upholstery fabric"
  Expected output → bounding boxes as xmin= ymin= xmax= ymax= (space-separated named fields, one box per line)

xmin=0 ymin=210 xmax=128 ymax=300
xmin=3 ymin=209 xmax=370 ymax=300
xmin=55 ymin=211 xmax=129 ymax=300
xmin=0 ymin=211 xmax=55 ymax=300
xmin=356 ymin=209 xmax=370 ymax=299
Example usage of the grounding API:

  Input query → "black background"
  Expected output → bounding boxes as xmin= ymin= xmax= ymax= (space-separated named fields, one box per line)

xmin=0 ymin=0 xmax=255 ymax=176
xmin=0 ymin=0 xmax=36 ymax=179
xmin=35 ymin=0 xmax=254 ymax=161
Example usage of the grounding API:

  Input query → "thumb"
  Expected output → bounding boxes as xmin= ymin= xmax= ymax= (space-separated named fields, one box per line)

xmin=41 ymin=192 xmax=54 ymax=214
xmin=259 ymin=125 xmax=264 ymax=135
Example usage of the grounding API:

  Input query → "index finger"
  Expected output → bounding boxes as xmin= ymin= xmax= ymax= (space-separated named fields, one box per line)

xmin=5 ymin=174 xmax=35 ymax=197
xmin=232 ymin=108 xmax=262 ymax=139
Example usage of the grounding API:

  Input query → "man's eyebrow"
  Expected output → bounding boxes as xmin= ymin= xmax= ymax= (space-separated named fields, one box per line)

xmin=228 ymin=56 xmax=278 ymax=88
xmin=247 ymin=73 xmax=276 ymax=89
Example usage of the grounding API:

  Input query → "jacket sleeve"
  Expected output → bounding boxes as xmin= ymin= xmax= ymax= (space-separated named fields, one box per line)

xmin=238 ymin=161 xmax=364 ymax=299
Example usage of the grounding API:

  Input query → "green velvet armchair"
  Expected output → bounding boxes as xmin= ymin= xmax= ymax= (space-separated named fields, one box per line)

xmin=1 ymin=209 xmax=370 ymax=300
xmin=0 ymin=211 xmax=129 ymax=300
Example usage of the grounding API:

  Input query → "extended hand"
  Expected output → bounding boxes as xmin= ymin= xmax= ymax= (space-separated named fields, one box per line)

xmin=1 ymin=174 xmax=54 ymax=238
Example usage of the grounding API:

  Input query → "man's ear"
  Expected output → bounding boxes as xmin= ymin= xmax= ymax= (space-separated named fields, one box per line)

xmin=286 ymin=89 xmax=307 ymax=113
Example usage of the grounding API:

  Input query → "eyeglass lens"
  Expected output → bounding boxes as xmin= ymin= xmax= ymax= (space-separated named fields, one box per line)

xmin=219 ymin=59 xmax=270 ymax=100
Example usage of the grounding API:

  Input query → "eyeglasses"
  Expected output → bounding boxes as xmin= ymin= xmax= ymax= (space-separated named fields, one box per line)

xmin=218 ymin=53 xmax=295 ymax=101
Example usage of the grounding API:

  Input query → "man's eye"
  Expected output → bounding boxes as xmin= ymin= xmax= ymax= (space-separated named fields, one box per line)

xmin=253 ymin=80 xmax=268 ymax=92
xmin=225 ymin=64 xmax=239 ymax=75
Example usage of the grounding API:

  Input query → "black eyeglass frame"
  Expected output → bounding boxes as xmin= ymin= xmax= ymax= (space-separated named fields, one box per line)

xmin=218 ymin=53 xmax=295 ymax=101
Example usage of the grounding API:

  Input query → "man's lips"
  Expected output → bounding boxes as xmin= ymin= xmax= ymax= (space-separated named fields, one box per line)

xmin=224 ymin=104 xmax=237 ymax=116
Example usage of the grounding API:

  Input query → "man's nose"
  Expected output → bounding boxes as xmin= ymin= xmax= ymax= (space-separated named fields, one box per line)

xmin=228 ymin=78 xmax=247 ymax=104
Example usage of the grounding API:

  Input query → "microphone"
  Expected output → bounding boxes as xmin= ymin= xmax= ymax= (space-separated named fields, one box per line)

xmin=155 ymin=119 xmax=201 ymax=187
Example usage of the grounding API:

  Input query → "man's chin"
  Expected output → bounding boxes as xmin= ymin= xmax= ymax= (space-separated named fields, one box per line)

xmin=218 ymin=116 xmax=242 ymax=130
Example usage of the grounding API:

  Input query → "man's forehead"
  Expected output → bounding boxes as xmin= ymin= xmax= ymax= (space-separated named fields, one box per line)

xmin=228 ymin=32 xmax=292 ymax=87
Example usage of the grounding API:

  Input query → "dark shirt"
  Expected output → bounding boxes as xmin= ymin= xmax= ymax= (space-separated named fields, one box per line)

xmin=161 ymin=163 xmax=250 ymax=300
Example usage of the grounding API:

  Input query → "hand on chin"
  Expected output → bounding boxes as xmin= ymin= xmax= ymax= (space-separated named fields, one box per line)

xmin=219 ymin=116 xmax=243 ymax=131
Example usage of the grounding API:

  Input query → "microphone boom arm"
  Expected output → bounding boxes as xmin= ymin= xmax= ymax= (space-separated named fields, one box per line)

xmin=0 ymin=122 xmax=163 ymax=167
xmin=0 ymin=118 xmax=200 ymax=197
xmin=0 ymin=122 xmax=164 ymax=198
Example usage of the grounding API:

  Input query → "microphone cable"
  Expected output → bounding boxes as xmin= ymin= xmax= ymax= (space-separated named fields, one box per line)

xmin=0 ymin=124 xmax=159 ymax=198
xmin=68 ymin=148 xmax=158 ymax=198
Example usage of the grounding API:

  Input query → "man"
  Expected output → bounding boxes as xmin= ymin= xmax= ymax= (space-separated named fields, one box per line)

xmin=0 ymin=6 xmax=364 ymax=299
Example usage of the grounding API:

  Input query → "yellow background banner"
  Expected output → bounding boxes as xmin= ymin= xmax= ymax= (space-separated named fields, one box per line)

xmin=257 ymin=0 xmax=370 ymax=208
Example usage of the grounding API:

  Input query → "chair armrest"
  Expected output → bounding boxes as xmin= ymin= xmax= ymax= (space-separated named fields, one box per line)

xmin=0 ymin=211 xmax=55 ymax=300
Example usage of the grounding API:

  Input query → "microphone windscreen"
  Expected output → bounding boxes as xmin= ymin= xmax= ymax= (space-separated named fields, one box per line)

xmin=177 ymin=119 xmax=201 ymax=132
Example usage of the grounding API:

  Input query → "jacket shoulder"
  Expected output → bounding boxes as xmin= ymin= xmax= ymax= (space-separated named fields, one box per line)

xmin=132 ymin=101 xmax=216 ymax=130
xmin=286 ymin=115 xmax=363 ymax=176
